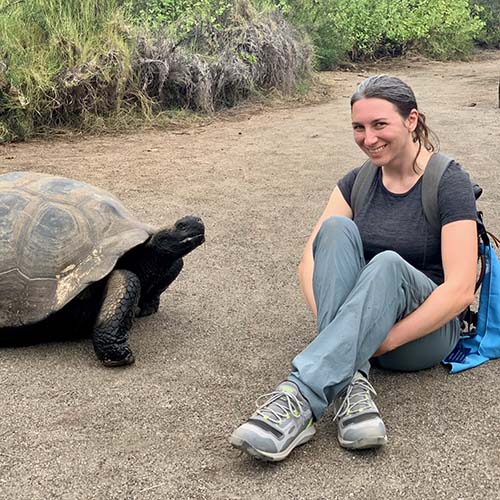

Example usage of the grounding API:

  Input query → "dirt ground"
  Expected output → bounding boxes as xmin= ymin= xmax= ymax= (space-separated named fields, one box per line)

xmin=1 ymin=50 xmax=499 ymax=500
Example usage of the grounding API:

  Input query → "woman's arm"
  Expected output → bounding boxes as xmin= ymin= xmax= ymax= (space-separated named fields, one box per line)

xmin=374 ymin=219 xmax=478 ymax=356
xmin=298 ymin=186 xmax=353 ymax=315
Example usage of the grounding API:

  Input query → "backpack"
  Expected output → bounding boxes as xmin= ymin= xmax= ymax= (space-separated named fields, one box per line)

xmin=350 ymin=152 xmax=498 ymax=338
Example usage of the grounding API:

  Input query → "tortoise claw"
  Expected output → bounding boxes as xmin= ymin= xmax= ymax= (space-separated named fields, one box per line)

xmin=102 ymin=352 xmax=135 ymax=367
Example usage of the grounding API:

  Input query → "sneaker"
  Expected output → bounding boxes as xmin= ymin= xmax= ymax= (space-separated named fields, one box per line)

xmin=333 ymin=371 xmax=387 ymax=449
xmin=229 ymin=381 xmax=316 ymax=462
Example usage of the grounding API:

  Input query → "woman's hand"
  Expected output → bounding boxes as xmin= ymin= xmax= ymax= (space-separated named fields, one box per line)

xmin=373 ymin=332 xmax=399 ymax=357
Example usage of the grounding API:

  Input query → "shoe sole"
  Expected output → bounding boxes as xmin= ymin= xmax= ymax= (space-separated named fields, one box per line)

xmin=229 ymin=426 xmax=316 ymax=462
xmin=338 ymin=435 xmax=387 ymax=450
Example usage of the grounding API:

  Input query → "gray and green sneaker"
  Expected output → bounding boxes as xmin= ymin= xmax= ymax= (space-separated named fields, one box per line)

xmin=333 ymin=371 xmax=387 ymax=449
xmin=229 ymin=381 xmax=316 ymax=462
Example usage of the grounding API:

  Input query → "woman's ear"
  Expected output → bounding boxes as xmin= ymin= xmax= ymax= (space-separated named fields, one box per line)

xmin=406 ymin=108 xmax=419 ymax=132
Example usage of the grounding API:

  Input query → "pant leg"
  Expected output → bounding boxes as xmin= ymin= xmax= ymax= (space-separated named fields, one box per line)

xmin=289 ymin=219 xmax=459 ymax=420
xmin=376 ymin=318 xmax=459 ymax=371
xmin=312 ymin=216 xmax=366 ymax=334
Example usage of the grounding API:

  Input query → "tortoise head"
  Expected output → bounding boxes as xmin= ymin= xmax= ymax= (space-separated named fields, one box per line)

xmin=150 ymin=215 xmax=205 ymax=258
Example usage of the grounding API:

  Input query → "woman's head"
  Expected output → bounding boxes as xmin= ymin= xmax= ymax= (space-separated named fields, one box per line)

xmin=350 ymin=75 xmax=438 ymax=170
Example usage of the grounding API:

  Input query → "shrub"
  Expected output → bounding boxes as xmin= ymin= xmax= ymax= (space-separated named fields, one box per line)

xmin=124 ymin=0 xmax=233 ymax=35
xmin=0 ymin=0 xmax=133 ymax=141
xmin=0 ymin=0 xmax=313 ymax=141
xmin=134 ymin=7 xmax=313 ymax=111
xmin=471 ymin=0 xmax=500 ymax=47
xmin=256 ymin=0 xmax=485 ymax=68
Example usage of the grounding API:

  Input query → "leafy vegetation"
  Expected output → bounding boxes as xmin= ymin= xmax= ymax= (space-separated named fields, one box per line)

xmin=471 ymin=0 xmax=500 ymax=47
xmin=256 ymin=0 xmax=486 ymax=68
xmin=124 ymin=0 xmax=233 ymax=32
xmin=0 ymin=0 xmax=497 ymax=142
xmin=0 ymin=0 xmax=133 ymax=141
xmin=0 ymin=0 xmax=312 ymax=142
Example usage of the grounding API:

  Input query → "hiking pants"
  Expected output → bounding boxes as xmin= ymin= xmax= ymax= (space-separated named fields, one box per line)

xmin=288 ymin=216 xmax=460 ymax=420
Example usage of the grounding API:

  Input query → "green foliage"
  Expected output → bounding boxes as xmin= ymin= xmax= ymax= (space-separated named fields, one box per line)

xmin=0 ymin=0 xmax=313 ymax=142
xmin=0 ymin=0 xmax=494 ymax=143
xmin=257 ymin=0 xmax=485 ymax=68
xmin=471 ymin=0 xmax=500 ymax=47
xmin=124 ymin=0 xmax=233 ymax=33
xmin=0 ymin=0 xmax=133 ymax=141
xmin=254 ymin=0 xmax=350 ymax=69
xmin=398 ymin=0 xmax=484 ymax=59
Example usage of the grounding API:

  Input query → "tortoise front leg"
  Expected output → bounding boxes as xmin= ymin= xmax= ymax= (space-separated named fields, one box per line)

xmin=136 ymin=258 xmax=183 ymax=317
xmin=92 ymin=269 xmax=141 ymax=367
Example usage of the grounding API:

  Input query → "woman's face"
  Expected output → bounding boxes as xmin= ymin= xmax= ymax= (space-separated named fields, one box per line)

xmin=351 ymin=97 xmax=418 ymax=168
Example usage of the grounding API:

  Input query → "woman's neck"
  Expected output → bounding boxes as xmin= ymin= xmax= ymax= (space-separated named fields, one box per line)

xmin=381 ymin=146 xmax=433 ymax=193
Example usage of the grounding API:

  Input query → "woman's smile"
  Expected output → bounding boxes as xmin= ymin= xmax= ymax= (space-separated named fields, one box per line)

xmin=367 ymin=144 xmax=387 ymax=154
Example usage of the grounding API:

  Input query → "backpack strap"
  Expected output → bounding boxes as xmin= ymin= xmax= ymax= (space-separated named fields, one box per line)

xmin=350 ymin=159 xmax=377 ymax=218
xmin=421 ymin=152 xmax=453 ymax=231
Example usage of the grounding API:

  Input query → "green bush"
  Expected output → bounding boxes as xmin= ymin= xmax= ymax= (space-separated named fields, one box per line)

xmin=124 ymin=0 xmax=233 ymax=34
xmin=257 ymin=0 xmax=485 ymax=68
xmin=0 ymin=0 xmax=313 ymax=142
xmin=471 ymin=0 xmax=500 ymax=47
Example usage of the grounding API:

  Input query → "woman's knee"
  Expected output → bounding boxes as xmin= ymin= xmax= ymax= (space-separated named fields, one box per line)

xmin=313 ymin=216 xmax=362 ymax=262
xmin=377 ymin=322 xmax=459 ymax=372
xmin=368 ymin=250 xmax=405 ymax=271
xmin=362 ymin=251 xmax=412 ymax=285
xmin=315 ymin=216 xmax=357 ymax=242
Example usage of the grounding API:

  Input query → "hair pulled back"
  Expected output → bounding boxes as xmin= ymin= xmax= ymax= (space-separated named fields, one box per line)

xmin=351 ymin=75 xmax=439 ymax=171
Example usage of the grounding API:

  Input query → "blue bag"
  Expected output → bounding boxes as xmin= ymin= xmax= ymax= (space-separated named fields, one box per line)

xmin=444 ymin=243 xmax=500 ymax=373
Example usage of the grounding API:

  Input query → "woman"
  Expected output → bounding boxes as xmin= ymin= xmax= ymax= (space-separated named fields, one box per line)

xmin=229 ymin=75 xmax=478 ymax=462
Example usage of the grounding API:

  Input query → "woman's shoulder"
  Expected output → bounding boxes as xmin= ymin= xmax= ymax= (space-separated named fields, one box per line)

xmin=439 ymin=157 xmax=473 ymax=188
xmin=437 ymin=155 xmax=477 ymax=224
xmin=337 ymin=163 xmax=368 ymax=207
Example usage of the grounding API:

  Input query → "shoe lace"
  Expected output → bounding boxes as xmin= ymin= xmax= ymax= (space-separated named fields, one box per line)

xmin=333 ymin=376 xmax=377 ymax=421
xmin=255 ymin=389 xmax=304 ymax=425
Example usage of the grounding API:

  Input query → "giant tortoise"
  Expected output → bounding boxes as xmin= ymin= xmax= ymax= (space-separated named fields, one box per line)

xmin=0 ymin=171 xmax=205 ymax=366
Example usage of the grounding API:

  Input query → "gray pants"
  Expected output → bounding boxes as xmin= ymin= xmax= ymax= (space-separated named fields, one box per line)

xmin=288 ymin=216 xmax=460 ymax=420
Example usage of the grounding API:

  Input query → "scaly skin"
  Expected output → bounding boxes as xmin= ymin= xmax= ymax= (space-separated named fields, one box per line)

xmin=136 ymin=258 xmax=184 ymax=317
xmin=92 ymin=269 xmax=141 ymax=366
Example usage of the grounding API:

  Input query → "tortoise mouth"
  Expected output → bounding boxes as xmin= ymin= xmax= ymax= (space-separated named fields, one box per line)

xmin=180 ymin=233 xmax=205 ymax=246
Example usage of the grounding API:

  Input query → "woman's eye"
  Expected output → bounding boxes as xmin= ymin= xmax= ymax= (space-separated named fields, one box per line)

xmin=374 ymin=122 xmax=386 ymax=128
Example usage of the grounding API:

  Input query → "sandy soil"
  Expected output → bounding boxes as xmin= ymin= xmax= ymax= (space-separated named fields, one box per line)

xmin=1 ymin=50 xmax=499 ymax=500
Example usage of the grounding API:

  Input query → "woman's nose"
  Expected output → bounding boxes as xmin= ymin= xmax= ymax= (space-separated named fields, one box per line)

xmin=364 ymin=128 xmax=378 ymax=146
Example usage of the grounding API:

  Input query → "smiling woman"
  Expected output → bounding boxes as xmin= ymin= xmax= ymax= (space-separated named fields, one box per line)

xmin=230 ymin=74 xmax=479 ymax=462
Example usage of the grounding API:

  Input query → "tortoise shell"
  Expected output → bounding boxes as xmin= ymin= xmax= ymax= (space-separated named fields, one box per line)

xmin=0 ymin=171 xmax=153 ymax=328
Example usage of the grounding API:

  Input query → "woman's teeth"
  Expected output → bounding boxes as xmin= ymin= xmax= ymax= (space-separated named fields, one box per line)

xmin=369 ymin=145 xmax=386 ymax=152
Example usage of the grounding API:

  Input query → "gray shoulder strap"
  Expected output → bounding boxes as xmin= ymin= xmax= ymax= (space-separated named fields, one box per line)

xmin=421 ymin=152 xmax=453 ymax=231
xmin=350 ymin=159 xmax=377 ymax=217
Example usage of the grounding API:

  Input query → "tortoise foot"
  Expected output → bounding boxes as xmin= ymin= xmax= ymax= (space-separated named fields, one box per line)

xmin=102 ymin=352 xmax=135 ymax=367
xmin=137 ymin=297 xmax=160 ymax=317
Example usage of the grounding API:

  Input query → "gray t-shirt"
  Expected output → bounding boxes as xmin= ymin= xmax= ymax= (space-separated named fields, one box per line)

xmin=337 ymin=160 xmax=477 ymax=285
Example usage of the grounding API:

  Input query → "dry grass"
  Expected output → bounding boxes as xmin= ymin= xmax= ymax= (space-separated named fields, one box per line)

xmin=134 ymin=9 xmax=313 ymax=113
xmin=0 ymin=0 xmax=313 ymax=141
